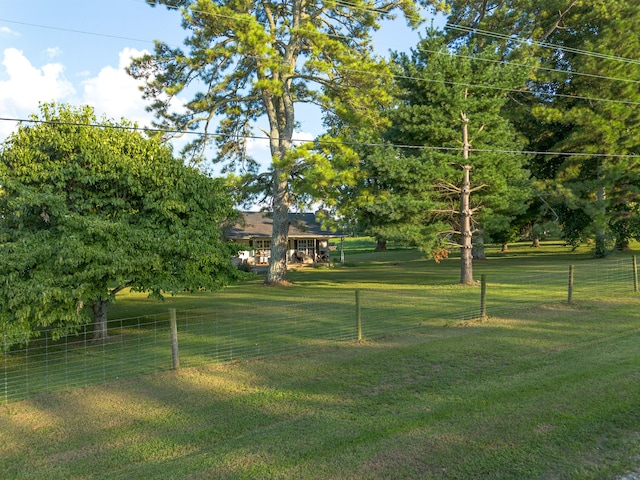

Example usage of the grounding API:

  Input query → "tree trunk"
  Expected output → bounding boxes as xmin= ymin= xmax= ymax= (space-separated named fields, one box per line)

xmin=460 ymin=111 xmax=474 ymax=285
xmin=472 ymin=235 xmax=486 ymax=260
xmin=375 ymin=239 xmax=387 ymax=251
xmin=266 ymin=168 xmax=290 ymax=285
xmin=262 ymin=79 xmax=294 ymax=285
xmin=594 ymin=174 xmax=607 ymax=258
xmin=91 ymin=298 xmax=110 ymax=341
xmin=595 ymin=228 xmax=606 ymax=257
xmin=501 ymin=243 xmax=509 ymax=253
xmin=460 ymin=164 xmax=474 ymax=284
xmin=615 ymin=236 xmax=630 ymax=251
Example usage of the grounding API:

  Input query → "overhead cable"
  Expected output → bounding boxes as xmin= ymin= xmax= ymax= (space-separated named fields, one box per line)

xmin=2 ymin=116 xmax=639 ymax=160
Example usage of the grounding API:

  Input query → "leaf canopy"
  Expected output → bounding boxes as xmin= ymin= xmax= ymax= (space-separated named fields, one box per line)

xmin=0 ymin=103 xmax=244 ymax=346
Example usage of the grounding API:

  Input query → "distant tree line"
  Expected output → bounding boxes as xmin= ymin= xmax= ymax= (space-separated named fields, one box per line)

xmin=332 ymin=0 xmax=640 ymax=265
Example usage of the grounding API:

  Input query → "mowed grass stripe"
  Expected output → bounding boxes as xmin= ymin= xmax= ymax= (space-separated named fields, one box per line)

xmin=2 ymin=240 xmax=640 ymax=479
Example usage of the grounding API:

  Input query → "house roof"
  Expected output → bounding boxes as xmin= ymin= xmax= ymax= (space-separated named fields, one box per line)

xmin=226 ymin=211 xmax=344 ymax=239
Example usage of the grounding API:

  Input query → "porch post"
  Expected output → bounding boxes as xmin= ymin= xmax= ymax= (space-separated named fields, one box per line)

xmin=252 ymin=237 xmax=257 ymax=266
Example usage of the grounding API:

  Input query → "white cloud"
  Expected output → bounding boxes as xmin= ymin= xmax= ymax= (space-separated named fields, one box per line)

xmin=0 ymin=45 xmax=188 ymax=146
xmin=80 ymin=47 xmax=152 ymax=127
xmin=247 ymin=134 xmax=270 ymax=157
xmin=0 ymin=47 xmax=75 ymax=139
xmin=44 ymin=47 xmax=62 ymax=59
xmin=0 ymin=26 xmax=18 ymax=36
xmin=0 ymin=45 xmax=276 ymax=174
xmin=247 ymin=130 xmax=314 ymax=155
xmin=292 ymin=131 xmax=314 ymax=146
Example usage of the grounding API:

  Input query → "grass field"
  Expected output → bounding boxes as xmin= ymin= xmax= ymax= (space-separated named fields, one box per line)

xmin=2 ymin=240 xmax=640 ymax=479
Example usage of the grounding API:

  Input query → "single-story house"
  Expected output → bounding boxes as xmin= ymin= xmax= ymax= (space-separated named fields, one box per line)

xmin=226 ymin=211 xmax=345 ymax=267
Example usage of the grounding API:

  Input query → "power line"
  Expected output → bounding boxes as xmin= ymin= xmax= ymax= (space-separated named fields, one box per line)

xmin=2 ymin=17 xmax=638 ymax=108
xmin=0 ymin=18 xmax=160 ymax=47
xmin=406 ymin=45 xmax=640 ymax=87
xmin=2 ymin=116 xmax=639 ymax=160
xmin=2 ymin=1 xmax=639 ymax=155
xmin=150 ymin=0 xmax=640 ymax=69
xmin=325 ymin=0 xmax=640 ymax=68
xmin=5 ymin=0 xmax=640 ymax=75
xmin=445 ymin=23 xmax=640 ymax=66
xmin=387 ymin=70 xmax=640 ymax=106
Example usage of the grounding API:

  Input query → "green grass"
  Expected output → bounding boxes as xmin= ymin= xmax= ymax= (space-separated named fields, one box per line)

xmin=2 ymin=240 xmax=640 ymax=479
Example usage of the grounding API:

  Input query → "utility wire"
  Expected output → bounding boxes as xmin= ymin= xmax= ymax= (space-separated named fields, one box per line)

xmin=402 ymin=45 xmax=640 ymax=87
xmin=326 ymin=0 xmax=640 ymax=67
xmin=0 ymin=18 xmax=160 ymax=47
xmin=446 ymin=23 xmax=640 ymax=66
xmin=153 ymin=0 xmax=640 ymax=69
xmin=2 ymin=116 xmax=639 ymax=160
xmin=387 ymin=71 xmax=640 ymax=106
xmin=4 ymin=0 xmax=640 ymax=84
xmin=2 ymin=1 xmax=640 ymax=152
xmin=2 ymin=15 xmax=638 ymax=108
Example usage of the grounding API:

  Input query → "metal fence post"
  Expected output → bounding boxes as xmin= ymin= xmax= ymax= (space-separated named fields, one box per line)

xmin=480 ymin=274 xmax=487 ymax=319
xmin=568 ymin=265 xmax=574 ymax=304
xmin=355 ymin=290 xmax=362 ymax=342
xmin=170 ymin=308 xmax=180 ymax=369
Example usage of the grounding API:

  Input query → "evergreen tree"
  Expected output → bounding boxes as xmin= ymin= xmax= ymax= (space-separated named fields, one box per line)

xmin=361 ymin=30 xmax=531 ymax=281
xmin=129 ymin=0 xmax=438 ymax=284
xmin=444 ymin=0 xmax=640 ymax=257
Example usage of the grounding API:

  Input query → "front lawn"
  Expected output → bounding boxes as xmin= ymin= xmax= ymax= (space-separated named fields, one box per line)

xmin=2 ymin=241 xmax=640 ymax=479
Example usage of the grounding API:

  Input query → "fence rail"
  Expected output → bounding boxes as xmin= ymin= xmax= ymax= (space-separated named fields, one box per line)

xmin=2 ymin=257 xmax=639 ymax=404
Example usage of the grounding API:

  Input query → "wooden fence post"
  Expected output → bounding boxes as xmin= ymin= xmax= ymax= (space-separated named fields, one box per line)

xmin=169 ymin=308 xmax=180 ymax=370
xmin=355 ymin=290 xmax=362 ymax=342
xmin=568 ymin=265 xmax=574 ymax=304
xmin=480 ymin=274 xmax=487 ymax=319
xmin=633 ymin=256 xmax=638 ymax=293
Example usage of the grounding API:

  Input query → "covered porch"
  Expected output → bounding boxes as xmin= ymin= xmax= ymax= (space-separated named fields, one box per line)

xmin=226 ymin=212 xmax=345 ymax=268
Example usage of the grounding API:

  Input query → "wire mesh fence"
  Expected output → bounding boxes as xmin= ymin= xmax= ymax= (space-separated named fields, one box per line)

xmin=2 ymin=256 xmax=639 ymax=404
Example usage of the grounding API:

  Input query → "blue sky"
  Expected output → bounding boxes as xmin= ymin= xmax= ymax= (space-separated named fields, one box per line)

xmin=0 ymin=0 xmax=444 ymax=165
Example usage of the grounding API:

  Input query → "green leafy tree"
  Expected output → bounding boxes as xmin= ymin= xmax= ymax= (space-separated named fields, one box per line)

xmin=531 ymin=1 xmax=640 ymax=256
xmin=0 ymin=104 xmax=243 ymax=347
xmin=128 ymin=0 xmax=439 ymax=284
xmin=360 ymin=30 xmax=531 ymax=281
xmin=357 ymin=146 xmax=444 ymax=252
xmin=444 ymin=0 xmax=640 ymax=257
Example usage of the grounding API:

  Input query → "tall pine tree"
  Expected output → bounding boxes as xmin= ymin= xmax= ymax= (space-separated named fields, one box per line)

xmin=130 ymin=0 xmax=438 ymax=284
xmin=357 ymin=29 xmax=531 ymax=281
xmin=444 ymin=0 xmax=640 ymax=256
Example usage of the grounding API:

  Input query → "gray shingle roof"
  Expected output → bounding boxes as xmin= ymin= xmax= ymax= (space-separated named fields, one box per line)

xmin=226 ymin=212 xmax=343 ymax=239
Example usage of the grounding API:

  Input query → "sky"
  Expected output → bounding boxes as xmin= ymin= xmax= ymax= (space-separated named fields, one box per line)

xmin=0 ymin=0 xmax=445 ymax=169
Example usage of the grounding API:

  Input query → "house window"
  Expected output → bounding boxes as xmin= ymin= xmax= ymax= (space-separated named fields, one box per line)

xmin=253 ymin=239 xmax=271 ymax=264
xmin=254 ymin=239 xmax=271 ymax=249
xmin=296 ymin=239 xmax=315 ymax=256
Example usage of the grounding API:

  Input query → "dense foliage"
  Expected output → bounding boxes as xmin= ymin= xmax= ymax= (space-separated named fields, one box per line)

xmin=443 ymin=0 xmax=640 ymax=256
xmin=0 ymin=104 xmax=244 ymax=347
xmin=129 ymin=0 xmax=440 ymax=283
xmin=335 ymin=1 xmax=640 ymax=261
xmin=331 ymin=29 xmax=531 ymax=279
